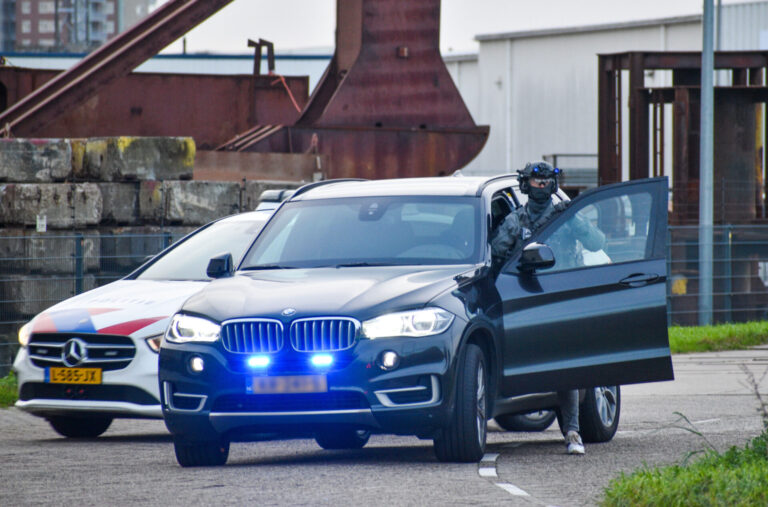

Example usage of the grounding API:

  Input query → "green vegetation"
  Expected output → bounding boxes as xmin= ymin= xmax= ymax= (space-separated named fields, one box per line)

xmin=0 ymin=371 xmax=17 ymax=408
xmin=602 ymin=430 xmax=768 ymax=506
xmin=669 ymin=321 xmax=768 ymax=354
xmin=604 ymin=323 xmax=768 ymax=506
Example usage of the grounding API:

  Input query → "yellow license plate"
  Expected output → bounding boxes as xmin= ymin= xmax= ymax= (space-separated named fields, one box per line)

xmin=248 ymin=375 xmax=327 ymax=394
xmin=47 ymin=367 xmax=102 ymax=385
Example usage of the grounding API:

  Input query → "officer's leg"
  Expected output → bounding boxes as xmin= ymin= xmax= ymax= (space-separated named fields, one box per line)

xmin=557 ymin=389 xmax=579 ymax=434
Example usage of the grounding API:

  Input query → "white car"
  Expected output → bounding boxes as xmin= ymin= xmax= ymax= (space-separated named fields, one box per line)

xmin=13 ymin=209 xmax=274 ymax=438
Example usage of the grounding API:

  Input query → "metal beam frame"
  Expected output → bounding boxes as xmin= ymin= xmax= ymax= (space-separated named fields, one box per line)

xmin=0 ymin=0 xmax=234 ymax=136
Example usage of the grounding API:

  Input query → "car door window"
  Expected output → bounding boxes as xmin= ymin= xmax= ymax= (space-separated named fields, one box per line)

xmin=491 ymin=191 xmax=514 ymax=231
xmin=536 ymin=191 xmax=653 ymax=272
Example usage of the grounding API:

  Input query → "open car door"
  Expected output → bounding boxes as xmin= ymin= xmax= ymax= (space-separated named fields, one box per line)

xmin=495 ymin=177 xmax=674 ymax=396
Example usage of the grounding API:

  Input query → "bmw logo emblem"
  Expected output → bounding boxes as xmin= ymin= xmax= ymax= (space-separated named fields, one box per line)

xmin=281 ymin=308 xmax=297 ymax=317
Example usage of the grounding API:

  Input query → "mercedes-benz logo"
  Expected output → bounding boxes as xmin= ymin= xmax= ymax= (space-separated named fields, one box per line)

xmin=281 ymin=308 xmax=297 ymax=317
xmin=62 ymin=338 xmax=88 ymax=367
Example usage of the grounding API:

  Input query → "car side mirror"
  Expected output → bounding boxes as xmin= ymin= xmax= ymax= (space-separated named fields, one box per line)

xmin=206 ymin=253 xmax=234 ymax=279
xmin=518 ymin=242 xmax=555 ymax=272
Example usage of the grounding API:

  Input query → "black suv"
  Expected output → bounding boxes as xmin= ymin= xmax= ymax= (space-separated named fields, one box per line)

xmin=158 ymin=175 xmax=673 ymax=466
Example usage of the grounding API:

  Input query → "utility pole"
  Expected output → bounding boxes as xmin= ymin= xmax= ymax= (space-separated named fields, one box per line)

xmin=55 ymin=0 xmax=60 ymax=50
xmin=699 ymin=0 xmax=715 ymax=325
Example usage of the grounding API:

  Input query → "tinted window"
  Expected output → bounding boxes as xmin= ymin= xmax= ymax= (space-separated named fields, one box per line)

xmin=537 ymin=191 xmax=652 ymax=272
xmin=242 ymin=197 xmax=480 ymax=268
xmin=137 ymin=213 xmax=271 ymax=281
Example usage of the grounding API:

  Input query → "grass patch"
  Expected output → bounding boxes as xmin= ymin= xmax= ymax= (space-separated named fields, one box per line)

xmin=0 ymin=371 xmax=18 ymax=408
xmin=601 ymin=430 xmax=768 ymax=506
xmin=669 ymin=321 xmax=768 ymax=354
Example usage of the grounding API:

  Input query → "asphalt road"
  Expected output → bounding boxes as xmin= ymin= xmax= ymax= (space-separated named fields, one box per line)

xmin=2 ymin=348 xmax=767 ymax=506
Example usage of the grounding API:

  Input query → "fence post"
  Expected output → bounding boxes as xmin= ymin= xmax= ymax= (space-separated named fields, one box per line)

xmin=724 ymin=225 xmax=732 ymax=323
xmin=74 ymin=233 xmax=84 ymax=295
xmin=667 ymin=227 xmax=672 ymax=328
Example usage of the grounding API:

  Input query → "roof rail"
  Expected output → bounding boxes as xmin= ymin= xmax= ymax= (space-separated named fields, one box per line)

xmin=477 ymin=174 xmax=518 ymax=196
xmin=290 ymin=178 xmax=368 ymax=199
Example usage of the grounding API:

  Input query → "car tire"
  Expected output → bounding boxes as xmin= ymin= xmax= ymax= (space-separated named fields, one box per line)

xmin=494 ymin=410 xmax=557 ymax=432
xmin=47 ymin=416 xmax=112 ymax=438
xmin=315 ymin=429 xmax=371 ymax=450
xmin=578 ymin=385 xmax=621 ymax=443
xmin=173 ymin=437 xmax=230 ymax=467
xmin=433 ymin=343 xmax=487 ymax=463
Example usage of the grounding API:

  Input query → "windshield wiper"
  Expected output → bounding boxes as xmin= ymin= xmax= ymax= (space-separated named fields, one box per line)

xmin=334 ymin=262 xmax=395 ymax=268
xmin=240 ymin=264 xmax=298 ymax=271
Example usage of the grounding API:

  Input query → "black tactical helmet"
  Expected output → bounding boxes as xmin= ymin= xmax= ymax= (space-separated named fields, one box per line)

xmin=517 ymin=160 xmax=561 ymax=194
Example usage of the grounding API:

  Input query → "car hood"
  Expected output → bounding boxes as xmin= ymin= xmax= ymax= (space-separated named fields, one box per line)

xmin=28 ymin=280 xmax=208 ymax=338
xmin=181 ymin=266 xmax=476 ymax=322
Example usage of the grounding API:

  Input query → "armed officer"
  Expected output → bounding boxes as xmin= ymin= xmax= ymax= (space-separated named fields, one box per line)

xmin=491 ymin=160 xmax=605 ymax=455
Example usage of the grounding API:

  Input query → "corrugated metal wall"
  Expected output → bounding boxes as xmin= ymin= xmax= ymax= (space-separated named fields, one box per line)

xmin=720 ymin=1 xmax=768 ymax=50
xmin=461 ymin=19 xmax=701 ymax=176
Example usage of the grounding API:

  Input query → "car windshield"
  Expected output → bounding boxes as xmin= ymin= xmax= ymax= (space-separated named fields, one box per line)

xmin=241 ymin=196 xmax=481 ymax=268
xmin=137 ymin=213 xmax=272 ymax=281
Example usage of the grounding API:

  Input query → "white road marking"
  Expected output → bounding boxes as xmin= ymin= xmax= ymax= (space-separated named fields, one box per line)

xmin=496 ymin=483 xmax=530 ymax=497
xmin=481 ymin=453 xmax=499 ymax=462
xmin=692 ymin=418 xmax=720 ymax=425
xmin=478 ymin=467 xmax=498 ymax=478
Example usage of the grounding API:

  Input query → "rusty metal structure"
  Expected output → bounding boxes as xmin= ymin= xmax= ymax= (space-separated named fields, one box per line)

xmin=0 ymin=0 xmax=488 ymax=180
xmin=598 ymin=51 xmax=768 ymax=225
xmin=0 ymin=0 xmax=237 ymax=136
xmin=219 ymin=0 xmax=488 ymax=179
xmin=598 ymin=51 xmax=768 ymax=325
xmin=0 ymin=67 xmax=308 ymax=150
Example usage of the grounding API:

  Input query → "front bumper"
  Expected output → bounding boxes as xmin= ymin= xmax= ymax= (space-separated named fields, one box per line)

xmin=159 ymin=327 xmax=463 ymax=440
xmin=13 ymin=344 xmax=162 ymax=419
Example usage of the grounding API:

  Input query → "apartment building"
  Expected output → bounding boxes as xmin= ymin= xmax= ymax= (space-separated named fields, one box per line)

xmin=1 ymin=0 xmax=151 ymax=52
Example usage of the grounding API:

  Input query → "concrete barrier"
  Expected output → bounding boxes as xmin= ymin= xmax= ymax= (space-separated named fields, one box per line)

xmin=1 ymin=274 xmax=96 ymax=318
xmin=97 ymin=182 xmax=140 ymax=225
xmin=0 ymin=138 xmax=72 ymax=182
xmin=77 ymin=137 xmax=195 ymax=182
xmin=0 ymin=229 xmax=100 ymax=275
xmin=0 ymin=183 xmax=102 ymax=228
xmin=139 ymin=180 xmax=241 ymax=225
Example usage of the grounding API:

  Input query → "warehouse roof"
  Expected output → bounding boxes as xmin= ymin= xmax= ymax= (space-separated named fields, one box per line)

xmin=475 ymin=15 xmax=701 ymax=42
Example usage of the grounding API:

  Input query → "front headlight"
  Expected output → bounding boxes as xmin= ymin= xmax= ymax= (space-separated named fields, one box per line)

xmin=362 ymin=308 xmax=455 ymax=339
xmin=165 ymin=314 xmax=221 ymax=344
xmin=18 ymin=322 xmax=32 ymax=347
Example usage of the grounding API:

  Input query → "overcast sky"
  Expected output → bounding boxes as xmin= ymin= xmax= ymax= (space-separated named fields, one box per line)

xmin=156 ymin=0 xmax=743 ymax=54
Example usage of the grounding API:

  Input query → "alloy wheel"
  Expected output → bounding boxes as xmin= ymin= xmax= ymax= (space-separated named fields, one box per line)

xmin=594 ymin=386 xmax=618 ymax=426
xmin=476 ymin=362 xmax=487 ymax=447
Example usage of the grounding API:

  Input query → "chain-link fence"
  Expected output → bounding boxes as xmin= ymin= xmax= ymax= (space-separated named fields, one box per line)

xmin=668 ymin=225 xmax=768 ymax=325
xmin=2 ymin=225 xmax=768 ymax=373
xmin=0 ymin=229 xmax=191 ymax=374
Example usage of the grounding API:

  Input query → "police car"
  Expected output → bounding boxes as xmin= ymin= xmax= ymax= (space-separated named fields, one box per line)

xmin=13 ymin=208 xmax=275 ymax=438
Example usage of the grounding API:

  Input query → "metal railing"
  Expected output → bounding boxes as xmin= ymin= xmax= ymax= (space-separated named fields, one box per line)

xmin=2 ymin=225 xmax=768 ymax=373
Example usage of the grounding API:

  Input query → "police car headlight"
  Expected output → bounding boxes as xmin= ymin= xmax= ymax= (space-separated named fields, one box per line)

xmin=362 ymin=308 xmax=454 ymax=339
xmin=165 ymin=315 xmax=220 ymax=344
xmin=18 ymin=322 xmax=32 ymax=347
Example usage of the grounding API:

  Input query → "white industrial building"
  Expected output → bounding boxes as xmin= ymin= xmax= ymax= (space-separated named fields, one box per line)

xmin=448 ymin=0 xmax=768 ymax=180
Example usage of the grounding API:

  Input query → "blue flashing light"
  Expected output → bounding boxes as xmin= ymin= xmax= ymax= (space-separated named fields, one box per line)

xmin=248 ymin=355 xmax=270 ymax=368
xmin=311 ymin=354 xmax=333 ymax=367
